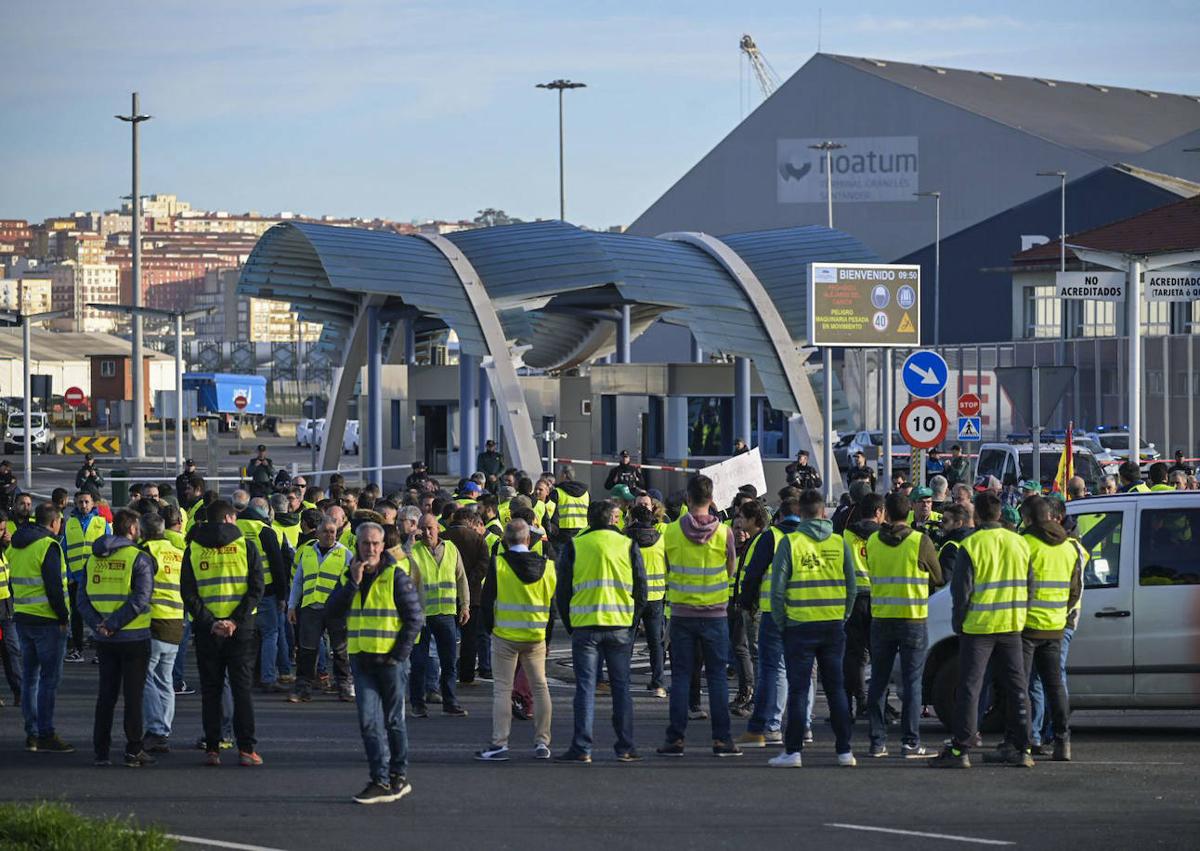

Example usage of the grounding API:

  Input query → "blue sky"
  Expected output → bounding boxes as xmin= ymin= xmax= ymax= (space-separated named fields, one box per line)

xmin=5 ymin=0 xmax=1199 ymax=227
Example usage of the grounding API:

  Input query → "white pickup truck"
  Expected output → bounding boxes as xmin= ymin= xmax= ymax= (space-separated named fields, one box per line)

xmin=921 ymin=490 xmax=1200 ymax=728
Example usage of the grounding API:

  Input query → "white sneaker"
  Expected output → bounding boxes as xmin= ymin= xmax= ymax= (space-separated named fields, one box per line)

xmin=768 ymin=751 xmax=803 ymax=768
xmin=533 ymin=743 xmax=551 ymax=760
xmin=474 ymin=744 xmax=510 ymax=761
xmin=838 ymin=752 xmax=857 ymax=767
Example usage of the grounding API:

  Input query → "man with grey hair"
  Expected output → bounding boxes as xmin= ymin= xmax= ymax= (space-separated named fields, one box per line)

xmin=270 ymin=492 xmax=301 ymax=562
xmin=231 ymin=489 xmax=251 ymax=512
xmin=475 ymin=518 xmax=556 ymax=761
xmin=929 ymin=475 xmax=949 ymax=511
xmin=236 ymin=495 xmax=289 ymax=691
xmin=287 ymin=516 xmax=354 ymax=702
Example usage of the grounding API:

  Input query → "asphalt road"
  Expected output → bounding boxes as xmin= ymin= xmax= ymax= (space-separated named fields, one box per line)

xmin=3 ymin=639 xmax=1198 ymax=851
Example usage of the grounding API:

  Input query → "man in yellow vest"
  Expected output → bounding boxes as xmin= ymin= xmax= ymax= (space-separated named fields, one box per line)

xmin=409 ymin=513 xmax=470 ymax=718
xmin=12 ymin=502 xmax=73 ymax=752
xmin=626 ymin=504 xmax=667 ymax=698
xmin=767 ymin=489 xmax=858 ymax=768
xmin=840 ymin=492 xmax=883 ymax=722
xmin=1019 ymin=496 xmax=1082 ymax=762
xmin=555 ymin=498 xmax=646 ymax=763
xmin=735 ymin=497 xmax=804 ymax=748
xmin=181 ymin=499 xmax=265 ymax=767
xmin=658 ymin=474 xmax=741 ymax=758
xmin=63 ymin=490 xmax=110 ymax=664
xmin=552 ymin=465 xmax=590 ymax=546
xmin=138 ymin=510 xmax=185 ymax=754
xmin=233 ymin=491 xmax=289 ymax=693
xmin=864 ymin=492 xmax=943 ymax=759
xmin=475 ymin=518 xmax=557 ymax=761
xmin=78 ymin=508 xmax=156 ymax=767
xmin=326 ymin=521 xmax=424 ymax=804
xmin=1118 ymin=461 xmax=1151 ymax=493
xmin=286 ymin=516 xmax=353 ymax=703
xmin=931 ymin=492 xmax=1034 ymax=769
xmin=0 ymin=514 xmax=21 ymax=707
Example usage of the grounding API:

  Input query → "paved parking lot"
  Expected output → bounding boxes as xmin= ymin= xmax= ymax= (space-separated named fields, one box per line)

xmin=3 ymin=641 xmax=1198 ymax=850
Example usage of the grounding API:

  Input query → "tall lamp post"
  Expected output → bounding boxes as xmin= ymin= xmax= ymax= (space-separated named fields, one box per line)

xmin=1037 ymin=170 xmax=1068 ymax=336
xmin=914 ymin=191 xmax=942 ymax=347
xmin=116 ymin=93 xmax=152 ymax=460
xmin=90 ymin=303 xmax=212 ymax=471
xmin=536 ymin=79 xmax=586 ymax=221
xmin=0 ymin=308 xmax=70 ymax=490
xmin=810 ymin=141 xmax=844 ymax=503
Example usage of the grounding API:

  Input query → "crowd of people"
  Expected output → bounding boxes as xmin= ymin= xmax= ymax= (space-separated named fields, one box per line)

xmin=0 ymin=443 xmax=1187 ymax=805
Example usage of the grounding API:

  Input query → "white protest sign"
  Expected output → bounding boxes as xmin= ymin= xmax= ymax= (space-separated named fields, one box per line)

xmin=698 ymin=447 xmax=768 ymax=512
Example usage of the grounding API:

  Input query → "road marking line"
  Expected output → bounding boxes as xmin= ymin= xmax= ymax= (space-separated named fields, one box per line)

xmin=1074 ymin=761 xmax=1184 ymax=766
xmin=167 ymin=835 xmax=291 ymax=851
xmin=825 ymin=823 xmax=1014 ymax=846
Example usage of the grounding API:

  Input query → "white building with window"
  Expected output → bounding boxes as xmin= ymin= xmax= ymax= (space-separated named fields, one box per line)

xmin=47 ymin=259 xmax=121 ymax=333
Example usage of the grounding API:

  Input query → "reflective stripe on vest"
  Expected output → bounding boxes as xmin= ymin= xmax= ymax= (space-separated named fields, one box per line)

xmin=64 ymin=514 xmax=106 ymax=574
xmin=1024 ymin=534 xmax=1077 ymax=632
xmin=88 ymin=545 xmax=151 ymax=631
xmin=784 ymin=531 xmax=847 ymax=623
xmin=493 ymin=553 xmax=557 ymax=642
xmin=10 ymin=536 xmax=66 ymax=619
xmin=960 ymin=528 xmax=1030 ymax=634
xmin=347 ymin=562 xmax=401 ymax=655
xmin=555 ymin=488 xmax=590 ymax=530
xmin=143 ymin=538 xmax=184 ymax=620
xmin=410 ymin=539 xmax=460 ymax=616
xmin=189 ymin=537 xmax=251 ymax=618
xmin=843 ymin=529 xmax=872 ymax=594
xmin=235 ymin=519 xmax=266 ymax=562
xmin=663 ymin=519 xmax=729 ymax=607
xmin=641 ymin=534 xmax=667 ymax=602
xmin=0 ymin=552 xmax=9 ymax=603
xmin=300 ymin=541 xmax=351 ymax=609
xmin=865 ymin=530 xmax=928 ymax=619
xmin=569 ymin=529 xmax=635 ymax=627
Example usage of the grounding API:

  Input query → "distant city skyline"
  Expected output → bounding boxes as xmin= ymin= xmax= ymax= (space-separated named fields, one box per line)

xmin=6 ymin=0 xmax=1199 ymax=227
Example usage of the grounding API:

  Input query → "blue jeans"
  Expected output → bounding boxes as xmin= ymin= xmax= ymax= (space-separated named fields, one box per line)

xmin=352 ymin=656 xmax=410 ymax=786
xmin=143 ymin=639 xmax=179 ymax=738
xmin=477 ymin=628 xmax=492 ymax=676
xmin=172 ymin=618 xmax=190 ymax=689
xmin=783 ymin=622 xmax=852 ymax=755
xmin=569 ymin=627 xmax=635 ymax=756
xmin=748 ymin=615 xmax=787 ymax=734
xmin=867 ymin=619 xmax=928 ymax=749
xmin=1029 ymin=627 xmax=1073 ymax=744
xmin=20 ymin=622 xmax=66 ymax=738
xmin=256 ymin=595 xmax=285 ymax=684
xmin=410 ymin=614 xmax=459 ymax=708
xmin=667 ymin=617 xmax=732 ymax=744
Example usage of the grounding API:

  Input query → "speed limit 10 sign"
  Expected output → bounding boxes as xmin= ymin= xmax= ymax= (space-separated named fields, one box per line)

xmin=899 ymin=399 xmax=948 ymax=450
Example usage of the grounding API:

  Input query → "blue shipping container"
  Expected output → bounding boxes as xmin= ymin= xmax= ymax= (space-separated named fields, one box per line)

xmin=182 ymin=373 xmax=267 ymax=415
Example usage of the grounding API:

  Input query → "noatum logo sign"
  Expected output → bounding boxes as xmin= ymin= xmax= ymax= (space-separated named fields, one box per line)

xmin=777 ymin=137 xmax=920 ymax=203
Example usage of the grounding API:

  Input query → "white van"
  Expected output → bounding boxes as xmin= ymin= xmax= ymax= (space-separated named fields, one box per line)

xmin=921 ymin=491 xmax=1200 ymax=728
xmin=4 ymin=411 xmax=54 ymax=454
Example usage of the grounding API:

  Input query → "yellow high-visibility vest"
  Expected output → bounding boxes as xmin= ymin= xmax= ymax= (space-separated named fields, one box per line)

xmin=143 ymin=538 xmax=184 ymax=621
xmin=347 ymin=562 xmax=402 ymax=655
xmin=11 ymin=536 xmax=66 ymax=620
xmin=64 ymin=514 xmax=106 ymax=576
xmin=960 ymin=528 xmax=1030 ymax=634
xmin=410 ymin=540 xmax=460 ymax=616
xmin=569 ymin=529 xmax=635 ymax=627
xmin=88 ymin=545 xmax=151 ymax=631
xmin=663 ymin=519 xmax=729 ymax=607
xmin=1024 ymin=535 xmax=1077 ymax=632
xmin=555 ymin=488 xmax=590 ymax=531
xmin=865 ymin=530 xmax=928 ymax=619
xmin=188 ymin=537 xmax=252 ymax=619
xmin=783 ymin=531 xmax=846 ymax=623
xmin=493 ymin=553 xmax=556 ymax=642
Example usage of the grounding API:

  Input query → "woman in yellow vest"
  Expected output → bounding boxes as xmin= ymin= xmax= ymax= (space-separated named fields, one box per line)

xmin=408 ymin=513 xmax=470 ymax=718
xmin=474 ymin=517 xmax=557 ymax=761
xmin=325 ymin=521 xmax=424 ymax=805
xmin=77 ymin=508 xmax=157 ymax=767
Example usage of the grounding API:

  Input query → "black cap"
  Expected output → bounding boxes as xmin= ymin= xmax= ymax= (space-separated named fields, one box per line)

xmin=414 ymin=460 xmax=427 ymax=468
xmin=620 ymin=449 xmax=630 ymax=456
xmin=486 ymin=439 xmax=495 ymax=447
xmin=256 ymin=444 xmax=267 ymax=451
xmin=797 ymin=449 xmax=809 ymax=457
xmin=185 ymin=458 xmax=195 ymax=465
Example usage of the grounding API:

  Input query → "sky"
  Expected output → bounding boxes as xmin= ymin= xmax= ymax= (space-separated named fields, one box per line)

xmin=5 ymin=0 xmax=1199 ymax=228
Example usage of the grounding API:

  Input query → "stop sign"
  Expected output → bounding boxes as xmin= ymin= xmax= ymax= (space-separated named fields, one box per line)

xmin=957 ymin=393 xmax=981 ymax=417
xmin=234 ymin=394 xmax=249 ymax=412
xmin=65 ymin=386 xmax=85 ymax=408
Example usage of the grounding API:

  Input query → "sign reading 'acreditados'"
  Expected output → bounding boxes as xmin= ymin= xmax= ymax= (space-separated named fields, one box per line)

xmin=1146 ymin=267 xmax=1200 ymax=301
xmin=808 ymin=262 xmax=921 ymax=347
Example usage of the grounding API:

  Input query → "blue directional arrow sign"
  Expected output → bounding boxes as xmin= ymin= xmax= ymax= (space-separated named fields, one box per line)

xmin=902 ymin=350 xmax=949 ymax=399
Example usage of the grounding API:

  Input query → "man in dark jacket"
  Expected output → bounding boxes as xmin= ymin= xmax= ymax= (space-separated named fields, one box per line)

xmin=785 ymin=449 xmax=822 ymax=492
xmin=604 ymin=450 xmax=644 ymax=493
xmin=845 ymin=451 xmax=876 ymax=492
xmin=0 ymin=460 xmax=17 ymax=511
xmin=235 ymin=495 xmax=289 ymax=692
xmin=11 ymin=503 xmax=73 ymax=752
xmin=78 ymin=509 xmax=156 ymax=767
xmin=937 ymin=504 xmax=973 ymax=582
xmin=476 ymin=440 xmax=504 ymax=481
xmin=246 ymin=445 xmax=275 ymax=498
xmin=405 ymin=461 xmax=432 ymax=493
xmin=325 ymin=522 xmax=423 ymax=804
xmin=175 ymin=459 xmax=198 ymax=503
xmin=75 ymin=453 xmax=104 ymax=493
xmin=443 ymin=507 xmax=491 ymax=685
xmin=842 ymin=493 xmax=884 ymax=719
xmin=944 ymin=446 xmax=972 ymax=487
xmin=181 ymin=500 xmax=265 ymax=765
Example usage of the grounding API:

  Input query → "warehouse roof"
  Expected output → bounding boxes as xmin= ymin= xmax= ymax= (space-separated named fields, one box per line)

xmin=0 ymin=329 xmax=171 ymax=362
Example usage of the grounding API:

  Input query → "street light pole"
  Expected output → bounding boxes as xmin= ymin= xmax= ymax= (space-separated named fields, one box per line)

xmin=117 ymin=93 xmax=151 ymax=460
xmin=915 ymin=191 xmax=942 ymax=346
xmin=810 ymin=141 xmax=844 ymax=504
xmin=536 ymin=79 xmax=586 ymax=221
xmin=1037 ymin=171 xmax=1068 ymax=330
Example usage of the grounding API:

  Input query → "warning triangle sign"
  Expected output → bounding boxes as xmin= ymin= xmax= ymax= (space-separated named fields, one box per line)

xmin=898 ymin=312 xmax=915 ymax=334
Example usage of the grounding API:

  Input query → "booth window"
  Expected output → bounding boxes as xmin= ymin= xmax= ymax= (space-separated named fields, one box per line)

xmin=687 ymin=396 xmax=731 ymax=457
xmin=100 ymin=359 xmax=117 ymax=378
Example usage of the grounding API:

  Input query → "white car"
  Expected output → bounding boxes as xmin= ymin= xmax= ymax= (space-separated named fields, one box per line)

xmin=1089 ymin=431 xmax=1160 ymax=464
xmin=1073 ymin=435 xmax=1120 ymax=475
xmin=4 ymin=412 xmax=54 ymax=454
xmin=973 ymin=441 xmax=1106 ymax=493
xmin=847 ymin=430 xmax=913 ymax=472
xmin=296 ymin=418 xmax=322 ymax=447
xmin=921 ymin=490 xmax=1200 ymax=728
xmin=312 ymin=419 xmax=358 ymax=455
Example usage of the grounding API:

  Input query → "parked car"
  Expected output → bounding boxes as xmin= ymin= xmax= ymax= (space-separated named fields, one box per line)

xmin=974 ymin=441 xmax=1106 ymax=494
xmin=296 ymin=418 xmax=322 ymax=447
xmin=1089 ymin=430 xmax=1160 ymax=465
xmin=847 ymin=430 xmax=912 ymax=473
xmin=1072 ymin=435 xmax=1120 ymax=475
xmin=832 ymin=432 xmax=856 ymax=471
xmin=4 ymin=412 xmax=55 ymax=455
xmin=312 ymin=419 xmax=358 ymax=455
xmin=921 ymin=490 xmax=1200 ymax=729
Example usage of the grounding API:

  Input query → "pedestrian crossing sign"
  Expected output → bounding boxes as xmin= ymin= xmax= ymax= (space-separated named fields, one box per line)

xmin=957 ymin=416 xmax=982 ymax=441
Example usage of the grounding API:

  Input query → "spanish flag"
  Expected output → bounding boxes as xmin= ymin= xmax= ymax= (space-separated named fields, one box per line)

xmin=1053 ymin=421 xmax=1074 ymax=497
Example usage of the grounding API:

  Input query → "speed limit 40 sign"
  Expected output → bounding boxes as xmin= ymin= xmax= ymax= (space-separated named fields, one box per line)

xmin=899 ymin=399 xmax=948 ymax=450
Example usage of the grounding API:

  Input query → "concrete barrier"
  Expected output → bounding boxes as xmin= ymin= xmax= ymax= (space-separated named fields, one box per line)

xmin=190 ymin=420 xmax=208 ymax=441
xmin=238 ymin=422 xmax=257 ymax=441
xmin=274 ymin=421 xmax=297 ymax=439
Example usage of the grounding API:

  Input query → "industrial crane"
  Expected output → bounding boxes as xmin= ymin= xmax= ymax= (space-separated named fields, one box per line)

xmin=739 ymin=33 xmax=781 ymax=98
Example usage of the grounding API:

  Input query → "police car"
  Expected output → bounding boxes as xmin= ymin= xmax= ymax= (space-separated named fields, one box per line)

xmin=920 ymin=490 xmax=1200 ymax=729
xmin=973 ymin=439 xmax=1106 ymax=494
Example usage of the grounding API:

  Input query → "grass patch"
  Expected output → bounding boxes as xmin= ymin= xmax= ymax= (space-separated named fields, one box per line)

xmin=0 ymin=801 xmax=175 ymax=851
